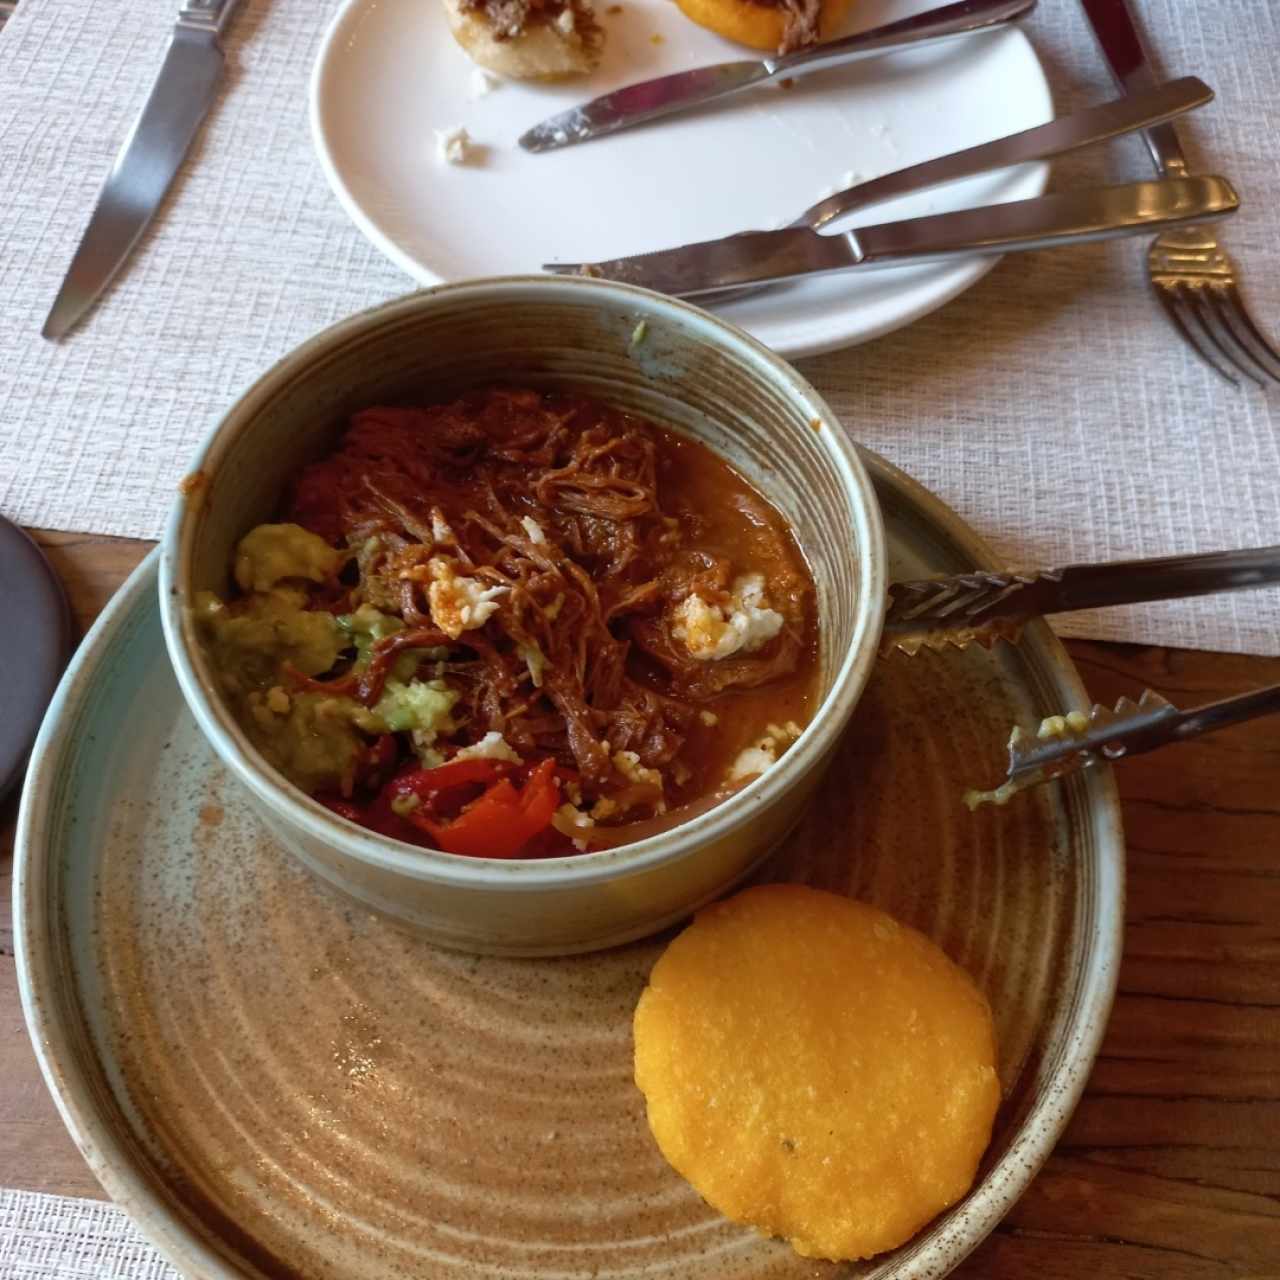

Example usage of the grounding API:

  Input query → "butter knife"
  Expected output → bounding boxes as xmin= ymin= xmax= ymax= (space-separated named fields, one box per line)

xmin=546 ymin=175 xmax=1238 ymax=296
xmin=519 ymin=0 xmax=1034 ymax=153
xmin=42 ymin=0 xmax=243 ymax=340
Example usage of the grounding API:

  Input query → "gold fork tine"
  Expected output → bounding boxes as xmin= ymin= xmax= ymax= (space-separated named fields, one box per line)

xmin=1201 ymin=288 xmax=1280 ymax=386
xmin=1218 ymin=283 xmax=1280 ymax=380
xmin=1187 ymin=285 xmax=1275 ymax=388
xmin=1154 ymin=282 xmax=1241 ymax=387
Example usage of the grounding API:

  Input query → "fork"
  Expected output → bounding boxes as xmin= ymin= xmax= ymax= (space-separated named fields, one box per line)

xmin=1081 ymin=0 xmax=1280 ymax=388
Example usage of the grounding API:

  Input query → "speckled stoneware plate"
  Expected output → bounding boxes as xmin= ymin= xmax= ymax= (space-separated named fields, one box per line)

xmin=15 ymin=453 xmax=1123 ymax=1280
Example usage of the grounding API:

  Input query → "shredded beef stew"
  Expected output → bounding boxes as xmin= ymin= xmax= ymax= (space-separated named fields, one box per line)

xmin=200 ymin=389 xmax=819 ymax=858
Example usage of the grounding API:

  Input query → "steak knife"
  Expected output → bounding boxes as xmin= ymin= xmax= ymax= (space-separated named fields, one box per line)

xmin=519 ymin=0 xmax=1035 ymax=153
xmin=544 ymin=175 xmax=1239 ymax=296
xmin=42 ymin=0 xmax=244 ymax=340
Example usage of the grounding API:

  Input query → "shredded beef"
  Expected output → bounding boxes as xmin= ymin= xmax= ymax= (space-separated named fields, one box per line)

xmin=285 ymin=388 xmax=812 ymax=815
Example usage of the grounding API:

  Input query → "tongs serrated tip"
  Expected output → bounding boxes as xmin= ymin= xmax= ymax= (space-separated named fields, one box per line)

xmin=881 ymin=545 xmax=1280 ymax=658
xmin=880 ymin=568 xmax=1048 ymax=657
xmin=964 ymin=685 xmax=1280 ymax=809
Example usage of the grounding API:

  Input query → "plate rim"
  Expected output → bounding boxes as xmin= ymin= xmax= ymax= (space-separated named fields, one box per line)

xmin=307 ymin=0 xmax=1054 ymax=360
xmin=14 ymin=452 xmax=1124 ymax=1280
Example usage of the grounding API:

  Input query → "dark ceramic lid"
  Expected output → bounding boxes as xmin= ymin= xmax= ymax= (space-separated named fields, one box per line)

xmin=0 ymin=517 xmax=72 ymax=799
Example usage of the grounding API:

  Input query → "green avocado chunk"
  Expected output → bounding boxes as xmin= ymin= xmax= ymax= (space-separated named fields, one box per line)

xmin=196 ymin=534 xmax=460 ymax=794
xmin=234 ymin=522 xmax=343 ymax=594
xmin=241 ymin=688 xmax=382 ymax=795
xmin=199 ymin=588 xmax=346 ymax=691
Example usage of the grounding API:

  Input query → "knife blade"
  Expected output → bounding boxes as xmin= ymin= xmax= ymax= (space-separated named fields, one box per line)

xmin=544 ymin=175 xmax=1239 ymax=296
xmin=519 ymin=0 xmax=1034 ymax=153
xmin=42 ymin=0 xmax=243 ymax=340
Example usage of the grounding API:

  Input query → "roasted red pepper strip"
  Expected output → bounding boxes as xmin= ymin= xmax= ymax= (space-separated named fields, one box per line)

xmin=418 ymin=758 xmax=560 ymax=859
xmin=316 ymin=794 xmax=367 ymax=825
xmin=391 ymin=758 xmax=502 ymax=798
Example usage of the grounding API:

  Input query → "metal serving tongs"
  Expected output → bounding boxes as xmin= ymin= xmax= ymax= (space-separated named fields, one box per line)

xmin=963 ymin=684 xmax=1280 ymax=809
xmin=881 ymin=544 xmax=1280 ymax=805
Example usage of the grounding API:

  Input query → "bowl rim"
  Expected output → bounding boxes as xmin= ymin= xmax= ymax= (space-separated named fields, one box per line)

xmin=159 ymin=275 xmax=888 ymax=890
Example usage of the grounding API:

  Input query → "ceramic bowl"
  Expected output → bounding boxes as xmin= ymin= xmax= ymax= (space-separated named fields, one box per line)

xmin=160 ymin=276 xmax=886 ymax=954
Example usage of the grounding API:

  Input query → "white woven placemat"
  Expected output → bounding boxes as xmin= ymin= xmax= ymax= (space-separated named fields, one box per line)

xmin=0 ymin=1190 xmax=176 ymax=1280
xmin=0 ymin=0 xmax=1278 ymax=655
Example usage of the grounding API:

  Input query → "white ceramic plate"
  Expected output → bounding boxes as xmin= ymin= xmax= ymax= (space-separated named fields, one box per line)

xmin=310 ymin=0 xmax=1053 ymax=358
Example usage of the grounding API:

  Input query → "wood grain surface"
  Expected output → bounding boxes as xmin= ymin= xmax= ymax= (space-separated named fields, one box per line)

xmin=2 ymin=531 xmax=1278 ymax=1277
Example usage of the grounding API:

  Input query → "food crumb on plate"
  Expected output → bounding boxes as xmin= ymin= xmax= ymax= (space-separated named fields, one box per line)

xmin=468 ymin=68 xmax=500 ymax=98
xmin=434 ymin=125 xmax=475 ymax=165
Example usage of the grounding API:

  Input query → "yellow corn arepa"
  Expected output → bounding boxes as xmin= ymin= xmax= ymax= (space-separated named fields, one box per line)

xmin=671 ymin=0 xmax=851 ymax=53
xmin=633 ymin=884 xmax=1001 ymax=1261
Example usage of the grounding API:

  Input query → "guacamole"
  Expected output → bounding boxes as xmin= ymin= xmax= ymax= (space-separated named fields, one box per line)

xmin=199 ymin=524 xmax=459 ymax=793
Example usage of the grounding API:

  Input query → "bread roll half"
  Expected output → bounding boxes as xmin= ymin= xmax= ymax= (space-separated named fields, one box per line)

xmin=672 ymin=0 xmax=851 ymax=54
xmin=442 ymin=0 xmax=603 ymax=79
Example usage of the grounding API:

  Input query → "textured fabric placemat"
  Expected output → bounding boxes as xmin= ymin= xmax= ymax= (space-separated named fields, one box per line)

xmin=0 ymin=0 xmax=1278 ymax=654
xmin=0 ymin=1189 xmax=176 ymax=1280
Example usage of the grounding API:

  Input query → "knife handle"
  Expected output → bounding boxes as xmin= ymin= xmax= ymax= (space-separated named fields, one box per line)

xmin=851 ymin=175 xmax=1237 ymax=268
xmin=768 ymin=0 xmax=1034 ymax=79
xmin=178 ymin=0 xmax=243 ymax=37
xmin=1079 ymin=0 xmax=1188 ymax=177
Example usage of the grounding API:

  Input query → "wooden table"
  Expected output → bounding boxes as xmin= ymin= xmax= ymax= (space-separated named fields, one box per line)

xmin=3 ymin=531 xmax=1278 ymax=1279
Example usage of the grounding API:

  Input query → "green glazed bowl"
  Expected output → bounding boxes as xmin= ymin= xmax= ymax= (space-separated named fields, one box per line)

xmin=160 ymin=276 xmax=886 ymax=954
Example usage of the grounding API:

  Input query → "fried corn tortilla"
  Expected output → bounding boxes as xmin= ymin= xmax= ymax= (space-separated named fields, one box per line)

xmin=633 ymin=884 xmax=1001 ymax=1261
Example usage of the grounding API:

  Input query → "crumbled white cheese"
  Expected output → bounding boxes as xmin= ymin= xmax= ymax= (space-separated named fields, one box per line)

xmin=555 ymin=802 xmax=595 ymax=829
xmin=434 ymin=125 xmax=474 ymax=165
xmin=454 ymin=731 xmax=522 ymax=764
xmin=613 ymin=749 xmax=661 ymax=788
xmin=699 ymin=710 xmax=718 ymax=727
xmin=613 ymin=750 xmax=666 ymax=812
xmin=1037 ymin=711 xmax=1089 ymax=739
xmin=427 ymin=558 xmax=507 ymax=638
xmin=727 ymin=721 xmax=802 ymax=782
xmin=519 ymin=640 xmax=546 ymax=687
xmin=431 ymin=509 xmax=456 ymax=545
xmin=728 ymin=745 xmax=777 ymax=782
xmin=391 ymin=792 xmax=422 ymax=817
xmin=410 ymin=729 xmax=446 ymax=769
xmin=469 ymin=68 xmax=500 ymax=99
xmin=672 ymin=573 xmax=785 ymax=661
xmin=520 ymin=516 xmax=547 ymax=545
xmin=554 ymin=7 xmax=575 ymax=33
